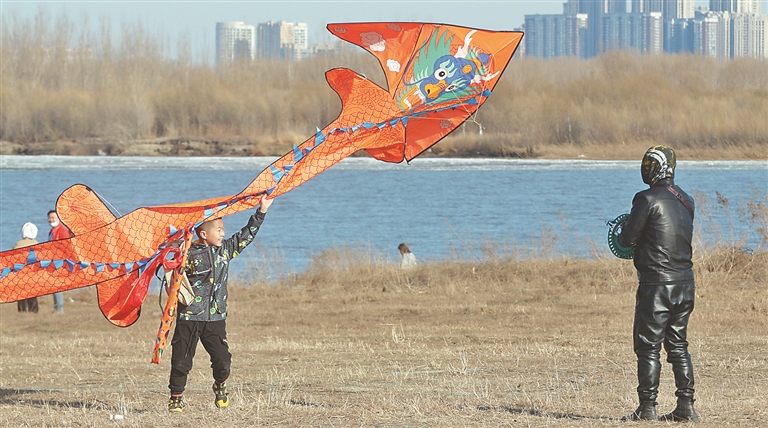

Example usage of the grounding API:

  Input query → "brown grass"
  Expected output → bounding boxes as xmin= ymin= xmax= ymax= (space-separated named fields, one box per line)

xmin=2 ymin=12 xmax=768 ymax=159
xmin=1 ymin=243 xmax=766 ymax=426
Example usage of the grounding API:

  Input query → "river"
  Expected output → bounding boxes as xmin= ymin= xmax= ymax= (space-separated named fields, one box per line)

xmin=1 ymin=156 xmax=765 ymax=280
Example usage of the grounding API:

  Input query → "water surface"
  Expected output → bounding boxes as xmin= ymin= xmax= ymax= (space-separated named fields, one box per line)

xmin=1 ymin=156 xmax=765 ymax=279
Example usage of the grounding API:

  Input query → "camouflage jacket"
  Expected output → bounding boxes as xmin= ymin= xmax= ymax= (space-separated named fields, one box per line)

xmin=178 ymin=210 xmax=265 ymax=321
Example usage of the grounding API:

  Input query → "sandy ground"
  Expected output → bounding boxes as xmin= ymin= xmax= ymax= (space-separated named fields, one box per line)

xmin=0 ymin=252 xmax=766 ymax=427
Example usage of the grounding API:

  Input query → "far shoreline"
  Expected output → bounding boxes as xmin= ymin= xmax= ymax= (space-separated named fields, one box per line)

xmin=1 ymin=137 xmax=767 ymax=161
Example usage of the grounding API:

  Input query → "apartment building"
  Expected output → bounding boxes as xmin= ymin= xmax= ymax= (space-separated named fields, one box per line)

xmin=216 ymin=22 xmax=256 ymax=65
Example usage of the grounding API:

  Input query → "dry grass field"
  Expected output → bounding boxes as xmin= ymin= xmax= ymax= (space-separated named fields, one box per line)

xmin=1 ymin=244 xmax=765 ymax=427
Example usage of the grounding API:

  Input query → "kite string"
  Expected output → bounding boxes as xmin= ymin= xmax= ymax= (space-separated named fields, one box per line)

xmin=92 ymin=188 xmax=123 ymax=217
xmin=457 ymin=54 xmax=498 ymax=132
xmin=445 ymin=78 xmax=492 ymax=133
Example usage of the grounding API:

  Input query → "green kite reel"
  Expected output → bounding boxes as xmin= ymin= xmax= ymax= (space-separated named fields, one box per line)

xmin=606 ymin=213 xmax=635 ymax=259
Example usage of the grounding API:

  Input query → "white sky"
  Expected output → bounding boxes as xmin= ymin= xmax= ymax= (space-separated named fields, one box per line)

xmin=2 ymin=0 xmax=765 ymax=60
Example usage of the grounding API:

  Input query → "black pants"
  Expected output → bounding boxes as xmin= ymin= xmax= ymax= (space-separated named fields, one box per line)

xmin=633 ymin=283 xmax=696 ymax=402
xmin=17 ymin=297 xmax=39 ymax=313
xmin=168 ymin=319 xmax=231 ymax=395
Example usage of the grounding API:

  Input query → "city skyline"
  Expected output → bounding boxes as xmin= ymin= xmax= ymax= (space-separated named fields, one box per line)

xmin=524 ymin=1 xmax=766 ymax=59
xmin=3 ymin=0 xmax=766 ymax=62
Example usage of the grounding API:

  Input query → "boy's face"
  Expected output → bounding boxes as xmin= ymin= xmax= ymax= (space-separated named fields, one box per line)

xmin=200 ymin=219 xmax=225 ymax=247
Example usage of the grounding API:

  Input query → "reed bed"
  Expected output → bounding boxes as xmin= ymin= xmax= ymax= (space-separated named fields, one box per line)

xmin=2 ymin=12 xmax=768 ymax=159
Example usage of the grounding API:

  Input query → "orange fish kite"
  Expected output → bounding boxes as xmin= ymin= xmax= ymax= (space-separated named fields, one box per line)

xmin=0 ymin=22 xmax=523 ymax=362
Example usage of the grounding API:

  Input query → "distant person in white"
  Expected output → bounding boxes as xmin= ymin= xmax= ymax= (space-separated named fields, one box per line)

xmin=398 ymin=243 xmax=417 ymax=269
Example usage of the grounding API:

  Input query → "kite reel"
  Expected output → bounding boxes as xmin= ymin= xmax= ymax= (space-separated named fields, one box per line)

xmin=606 ymin=213 xmax=635 ymax=259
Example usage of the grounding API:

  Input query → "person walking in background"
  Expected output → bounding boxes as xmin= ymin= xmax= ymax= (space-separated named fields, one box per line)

xmin=398 ymin=243 xmax=417 ymax=269
xmin=617 ymin=146 xmax=700 ymax=422
xmin=14 ymin=222 xmax=40 ymax=313
xmin=48 ymin=210 xmax=72 ymax=313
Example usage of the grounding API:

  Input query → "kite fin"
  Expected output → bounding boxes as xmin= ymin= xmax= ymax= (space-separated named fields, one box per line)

xmin=57 ymin=184 xmax=142 ymax=325
xmin=56 ymin=184 xmax=118 ymax=235
xmin=325 ymin=67 xmax=395 ymax=127
xmin=96 ymin=255 xmax=161 ymax=327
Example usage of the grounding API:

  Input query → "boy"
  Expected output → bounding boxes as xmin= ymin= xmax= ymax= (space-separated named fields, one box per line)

xmin=168 ymin=196 xmax=273 ymax=413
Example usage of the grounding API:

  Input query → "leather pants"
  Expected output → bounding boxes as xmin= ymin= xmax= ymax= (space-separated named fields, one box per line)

xmin=633 ymin=283 xmax=696 ymax=402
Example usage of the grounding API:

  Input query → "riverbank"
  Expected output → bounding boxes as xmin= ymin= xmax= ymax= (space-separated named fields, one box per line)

xmin=0 ymin=249 xmax=765 ymax=426
xmin=2 ymin=136 xmax=766 ymax=160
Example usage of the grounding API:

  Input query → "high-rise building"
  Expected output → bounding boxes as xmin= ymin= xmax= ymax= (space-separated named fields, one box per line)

xmin=564 ymin=0 xmax=623 ymax=14
xmin=539 ymin=0 xmax=766 ymax=59
xmin=665 ymin=0 xmax=695 ymax=19
xmin=632 ymin=0 xmax=663 ymax=13
xmin=572 ymin=0 xmax=628 ymax=57
xmin=257 ymin=21 xmax=309 ymax=60
xmin=632 ymin=0 xmax=694 ymax=18
xmin=664 ymin=18 xmax=695 ymax=53
xmin=525 ymin=13 xmax=589 ymax=58
xmin=732 ymin=12 xmax=768 ymax=57
xmin=258 ymin=21 xmax=290 ymax=59
xmin=216 ymin=22 xmax=256 ymax=66
xmin=513 ymin=26 xmax=527 ymax=57
xmin=693 ymin=11 xmax=731 ymax=58
xmin=601 ymin=12 xmax=663 ymax=54
xmin=293 ymin=23 xmax=309 ymax=60
xmin=563 ymin=0 xmax=579 ymax=14
xmin=710 ymin=0 xmax=761 ymax=14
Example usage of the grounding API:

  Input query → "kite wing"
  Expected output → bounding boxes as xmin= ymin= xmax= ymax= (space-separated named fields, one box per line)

xmin=328 ymin=22 xmax=523 ymax=162
xmin=264 ymin=23 xmax=522 ymax=194
xmin=0 ymin=22 xmax=523 ymax=355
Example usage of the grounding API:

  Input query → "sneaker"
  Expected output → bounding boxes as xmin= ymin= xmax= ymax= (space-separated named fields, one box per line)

xmin=168 ymin=395 xmax=184 ymax=413
xmin=213 ymin=381 xmax=229 ymax=408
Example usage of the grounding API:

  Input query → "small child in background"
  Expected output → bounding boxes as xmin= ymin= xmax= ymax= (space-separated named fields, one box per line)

xmin=398 ymin=243 xmax=417 ymax=269
xmin=15 ymin=222 xmax=39 ymax=313
xmin=167 ymin=196 xmax=273 ymax=413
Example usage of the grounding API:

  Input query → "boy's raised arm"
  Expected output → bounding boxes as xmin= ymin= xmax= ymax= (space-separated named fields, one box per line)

xmin=259 ymin=196 xmax=273 ymax=213
xmin=222 ymin=196 xmax=272 ymax=258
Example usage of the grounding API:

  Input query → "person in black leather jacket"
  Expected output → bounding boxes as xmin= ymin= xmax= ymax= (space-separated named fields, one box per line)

xmin=617 ymin=146 xmax=700 ymax=422
xmin=167 ymin=196 xmax=273 ymax=413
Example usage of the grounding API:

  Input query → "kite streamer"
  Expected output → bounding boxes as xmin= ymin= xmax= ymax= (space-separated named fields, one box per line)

xmin=151 ymin=228 xmax=193 ymax=364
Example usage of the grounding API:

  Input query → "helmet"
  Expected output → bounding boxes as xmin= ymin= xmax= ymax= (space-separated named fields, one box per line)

xmin=641 ymin=145 xmax=676 ymax=185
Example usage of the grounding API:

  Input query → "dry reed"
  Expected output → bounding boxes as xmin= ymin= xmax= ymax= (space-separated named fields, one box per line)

xmin=2 ymin=12 xmax=768 ymax=159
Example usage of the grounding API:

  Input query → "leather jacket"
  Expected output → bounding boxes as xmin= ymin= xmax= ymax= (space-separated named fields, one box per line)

xmin=618 ymin=178 xmax=695 ymax=285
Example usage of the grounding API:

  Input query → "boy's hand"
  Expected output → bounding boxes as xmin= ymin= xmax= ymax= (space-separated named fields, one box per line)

xmin=258 ymin=196 xmax=273 ymax=213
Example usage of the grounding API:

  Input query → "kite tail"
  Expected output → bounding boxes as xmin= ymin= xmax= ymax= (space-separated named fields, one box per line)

xmin=151 ymin=228 xmax=193 ymax=364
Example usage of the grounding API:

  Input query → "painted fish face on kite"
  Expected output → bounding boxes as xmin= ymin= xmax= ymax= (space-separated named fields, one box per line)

xmin=0 ymin=22 xmax=522 ymax=362
xmin=396 ymin=29 xmax=495 ymax=111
